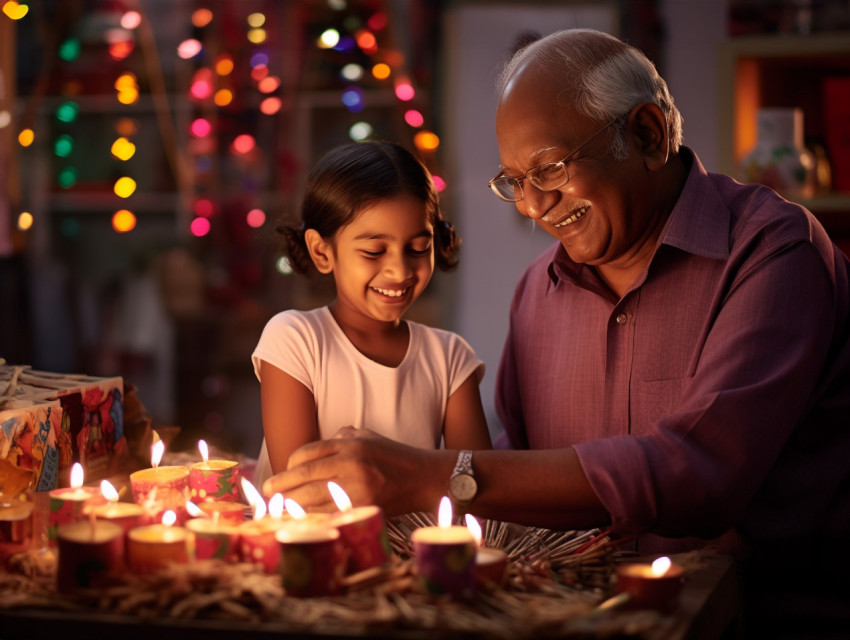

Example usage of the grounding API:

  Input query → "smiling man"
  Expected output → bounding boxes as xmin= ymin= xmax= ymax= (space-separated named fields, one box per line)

xmin=266 ymin=30 xmax=850 ymax=637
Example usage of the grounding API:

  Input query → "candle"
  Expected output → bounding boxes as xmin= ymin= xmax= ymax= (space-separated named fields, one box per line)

xmin=326 ymin=482 xmax=390 ymax=575
xmin=198 ymin=500 xmax=247 ymax=524
xmin=615 ymin=556 xmax=684 ymax=611
xmin=92 ymin=480 xmax=144 ymax=535
xmin=185 ymin=515 xmax=240 ymax=563
xmin=189 ymin=439 xmax=240 ymax=503
xmin=47 ymin=463 xmax=104 ymax=547
xmin=411 ymin=496 xmax=476 ymax=599
xmin=130 ymin=439 xmax=189 ymax=524
xmin=56 ymin=520 xmax=124 ymax=593
xmin=0 ymin=497 xmax=34 ymax=562
xmin=126 ymin=510 xmax=189 ymax=574
xmin=237 ymin=479 xmax=289 ymax=573
xmin=465 ymin=514 xmax=508 ymax=588
xmin=275 ymin=526 xmax=343 ymax=597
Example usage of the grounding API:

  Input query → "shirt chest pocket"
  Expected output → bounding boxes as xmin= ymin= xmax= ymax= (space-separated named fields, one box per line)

xmin=630 ymin=377 xmax=689 ymax=434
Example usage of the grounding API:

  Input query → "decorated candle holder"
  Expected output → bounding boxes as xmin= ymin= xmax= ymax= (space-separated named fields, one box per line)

xmin=276 ymin=526 xmax=343 ymax=597
xmin=238 ymin=517 xmax=290 ymax=573
xmin=0 ymin=498 xmax=34 ymax=562
xmin=56 ymin=520 xmax=124 ymax=593
xmin=198 ymin=500 xmax=247 ymax=524
xmin=130 ymin=466 xmax=190 ymax=524
xmin=411 ymin=497 xmax=476 ymax=599
xmin=464 ymin=515 xmax=509 ymax=589
xmin=47 ymin=487 xmax=104 ymax=547
xmin=189 ymin=460 xmax=240 ymax=503
xmin=126 ymin=517 xmax=190 ymax=574
xmin=326 ymin=482 xmax=390 ymax=574
xmin=92 ymin=502 xmax=144 ymax=536
xmin=616 ymin=557 xmax=684 ymax=611
xmin=186 ymin=517 xmax=241 ymax=562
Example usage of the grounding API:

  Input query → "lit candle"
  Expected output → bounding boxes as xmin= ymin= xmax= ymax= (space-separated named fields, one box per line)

xmin=92 ymin=480 xmax=144 ymax=535
xmin=411 ymin=496 xmax=476 ymax=599
xmin=327 ymin=481 xmax=390 ymax=575
xmin=465 ymin=514 xmax=508 ymax=588
xmin=126 ymin=510 xmax=190 ymax=574
xmin=283 ymin=497 xmax=330 ymax=529
xmin=198 ymin=500 xmax=246 ymax=524
xmin=275 ymin=525 xmax=343 ymax=597
xmin=615 ymin=556 xmax=684 ymax=611
xmin=237 ymin=479 xmax=289 ymax=573
xmin=129 ymin=439 xmax=189 ymax=524
xmin=47 ymin=463 xmax=104 ymax=546
xmin=189 ymin=439 xmax=240 ymax=503
xmin=56 ymin=519 xmax=124 ymax=593
xmin=0 ymin=496 xmax=34 ymax=563
xmin=184 ymin=501 xmax=240 ymax=563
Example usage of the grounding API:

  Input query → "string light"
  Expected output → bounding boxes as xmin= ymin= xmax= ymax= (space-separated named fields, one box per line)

xmin=17 ymin=212 xmax=34 ymax=230
xmin=18 ymin=128 xmax=34 ymax=147
xmin=112 ymin=209 xmax=137 ymax=232
xmin=1 ymin=1 xmax=29 ymax=20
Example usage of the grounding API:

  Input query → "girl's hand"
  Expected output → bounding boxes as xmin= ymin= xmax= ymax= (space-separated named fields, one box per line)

xmin=262 ymin=433 xmax=447 ymax=516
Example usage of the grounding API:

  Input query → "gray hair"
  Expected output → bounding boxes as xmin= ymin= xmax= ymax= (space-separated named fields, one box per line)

xmin=497 ymin=29 xmax=683 ymax=159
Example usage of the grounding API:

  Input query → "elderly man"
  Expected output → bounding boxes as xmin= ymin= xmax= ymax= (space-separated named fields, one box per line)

xmin=266 ymin=29 xmax=850 ymax=635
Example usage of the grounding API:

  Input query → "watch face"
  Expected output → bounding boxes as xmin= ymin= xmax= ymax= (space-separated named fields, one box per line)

xmin=450 ymin=473 xmax=477 ymax=503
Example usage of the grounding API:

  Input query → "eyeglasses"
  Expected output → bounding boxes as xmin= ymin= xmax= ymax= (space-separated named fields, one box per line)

xmin=488 ymin=115 xmax=625 ymax=203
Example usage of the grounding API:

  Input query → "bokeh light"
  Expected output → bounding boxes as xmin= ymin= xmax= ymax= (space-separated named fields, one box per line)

xmin=192 ymin=8 xmax=213 ymax=28
xmin=190 ymin=69 xmax=214 ymax=100
xmin=341 ymin=87 xmax=364 ymax=112
xmin=18 ymin=129 xmax=34 ymax=147
xmin=58 ymin=38 xmax=81 ymax=62
xmin=333 ymin=35 xmax=356 ymax=54
xmin=190 ymin=118 xmax=212 ymax=138
xmin=177 ymin=39 xmax=203 ymax=59
xmin=349 ymin=121 xmax=372 ymax=141
xmin=276 ymin=255 xmax=294 ymax=275
xmin=414 ymin=130 xmax=440 ymax=151
xmin=259 ymin=97 xmax=282 ymax=115
xmin=247 ymin=12 xmax=265 ymax=27
xmin=371 ymin=63 xmax=391 ymax=80
xmin=55 ymin=101 xmax=80 ymax=123
xmin=190 ymin=217 xmax=211 ymax=237
xmin=0 ymin=111 xmax=10 ymax=129
xmin=355 ymin=30 xmax=377 ymax=55
xmin=231 ymin=134 xmax=256 ymax=155
xmin=17 ymin=212 xmax=34 ymax=231
xmin=341 ymin=64 xmax=364 ymax=81
xmin=115 ymin=117 xmax=139 ymax=137
xmin=257 ymin=76 xmax=280 ymax=93
xmin=111 ymin=137 xmax=136 ymax=160
xmin=246 ymin=208 xmax=266 ymax=228
xmin=214 ymin=89 xmax=233 ymax=106
xmin=432 ymin=175 xmax=447 ymax=192
xmin=114 ymin=176 xmax=137 ymax=198
xmin=394 ymin=82 xmax=415 ymax=101
xmin=250 ymin=64 xmax=269 ymax=82
xmin=1 ymin=2 xmax=29 ymax=20
xmin=57 ymin=167 xmax=78 ymax=188
xmin=318 ymin=29 xmax=340 ymax=49
xmin=120 ymin=11 xmax=142 ymax=30
xmin=249 ymin=52 xmax=269 ymax=68
xmin=54 ymin=135 xmax=74 ymax=157
xmin=247 ymin=28 xmax=266 ymax=44
xmin=215 ymin=54 xmax=234 ymax=76
xmin=404 ymin=109 xmax=424 ymax=127
xmin=112 ymin=209 xmax=137 ymax=232
xmin=194 ymin=198 xmax=215 ymax=217
xmin=108 ymin=40 xmax=135 ymax=61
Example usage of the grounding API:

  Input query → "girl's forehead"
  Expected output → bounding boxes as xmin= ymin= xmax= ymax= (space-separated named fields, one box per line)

xmin=343 ymin=195 xmax=433 ymax=238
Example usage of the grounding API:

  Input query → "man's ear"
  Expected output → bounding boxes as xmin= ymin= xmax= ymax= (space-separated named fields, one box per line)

xmin=628 ymin=102 xmax=669 ymax=171
xmin=304 ymin=228 xmax=334 ymax=274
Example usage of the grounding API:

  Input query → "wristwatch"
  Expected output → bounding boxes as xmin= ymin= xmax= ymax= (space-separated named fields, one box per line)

xmin=448 ymin=450 xmax=478 ymax=512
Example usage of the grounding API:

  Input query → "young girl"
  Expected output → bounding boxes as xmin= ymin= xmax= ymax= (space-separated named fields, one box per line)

xmin=251 ymin=141 xmax=491 ymax=490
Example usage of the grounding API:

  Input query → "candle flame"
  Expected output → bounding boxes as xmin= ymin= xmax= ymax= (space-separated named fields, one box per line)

xmin=70 ymin=463 xmax=84 ymax=489
xmin=651 ymin=556 xmax=672 ymax=577
xmin=437 ymin=496 xmax=453 ymax=528
xmin=185 ymin=501 xmax=204 ymax=518
xmin=268 ymin=492 xmax=284 ymax=518
xmin=240 ymin=477 xmax=266 ymax=520
xmin=162 ymin=510 xmax=177 ymax=526
xmin=464 ymin=513 xmax=483 ymax=546
xmin=151 ymin=439 xmax=165 ymax=468
xmin=327 ymin=481 xmax=352 ymax=511
xmin=198 ymin=439 xmax=209 ymax=462
xmin=284 ymin=498 xmax=306 ymax=519
xmin=100 ymin=479 xmax=119 ymax=502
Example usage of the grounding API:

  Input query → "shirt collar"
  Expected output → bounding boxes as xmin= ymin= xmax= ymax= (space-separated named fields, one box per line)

xmin=548 ymin=147 xmax=731 ymax=285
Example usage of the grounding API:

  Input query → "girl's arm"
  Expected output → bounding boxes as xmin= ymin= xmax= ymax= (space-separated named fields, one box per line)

xmin=259 ymin=360 xmax=320 ymax=475
xmin=442 ymin=373 xmax=492 ymax=450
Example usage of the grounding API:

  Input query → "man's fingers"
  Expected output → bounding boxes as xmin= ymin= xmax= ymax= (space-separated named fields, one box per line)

xmin=286 ymin=438 xmax=342 ymax=469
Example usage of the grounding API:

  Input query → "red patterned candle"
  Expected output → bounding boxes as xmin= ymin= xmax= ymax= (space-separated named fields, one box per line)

xmin=198 ymin=500 xmax=246 ymax=524
xmin=130 ymin=440 xmax=189 ymax=524
xmin=126 ymin=510 xmax=189 ymax=574
xmin=411 ymin=497 xmax=476 ymax=599
xmin=189 ymin=440 xmax=240 ymax=503
xmin=276 ymin=526 xmax=343 ymax=597
xmin=327 ymin=482 xmax=390 ymax=574
xmin=186 ymin=516 xmax=240 ymax=562
xmin=465 ymin=514 xmax=508 ymax=588
xmin=47 ymin=463 xmax=104 ymax=547
xmin=56 ymin=520 xmax=124 ymax=593
xmin=237 ymin=478 xmax=288 ymax=573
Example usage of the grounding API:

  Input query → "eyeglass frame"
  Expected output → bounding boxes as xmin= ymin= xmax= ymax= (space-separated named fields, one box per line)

xmin=487 ymin=113 xmax=628 ymax=203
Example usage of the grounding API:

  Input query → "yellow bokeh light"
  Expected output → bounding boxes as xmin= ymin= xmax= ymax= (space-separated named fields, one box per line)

xmin=414 ymin=130 xmax=440 ymax=151
xmin=371 ymin=63 xmax=391 ymax=80
xmin=117 ymin=88 xmax=139 ymax=105
xmin=18 ymin=129 xmax=35 ymax=147
xmin=2 ymin=1 xmax=29 ymax=20
xmin=17 ymin=212 xmax=34 ymax=230
xmin=247 ymin=12 xmax=265 ymax=28
xmin=111 ymin=137 xmax=136 ymax=161
xmin=114 ymin=177 xmax=137 ymax=198
xmin=247 ymin=28 xmax=266 ymax=44
xmin=318 ymin=29 xmax=339 ymax=49
xmin=112 ymin=209 xmax=137 ymax=232
xmin=114 ymin=73 xmax=138 ymax=90
xmin=214 ymin=89 xmax=233 ymax=106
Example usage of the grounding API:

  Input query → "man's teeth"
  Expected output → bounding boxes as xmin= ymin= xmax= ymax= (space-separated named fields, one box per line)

xmin=554 ymin=206 xmax=588 ymax=228
xmin=372 ymin=287 xmax=408 ymax=297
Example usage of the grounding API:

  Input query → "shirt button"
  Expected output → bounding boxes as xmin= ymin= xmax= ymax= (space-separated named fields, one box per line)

xmin=615 ymin=313 xmax=627 ymax=325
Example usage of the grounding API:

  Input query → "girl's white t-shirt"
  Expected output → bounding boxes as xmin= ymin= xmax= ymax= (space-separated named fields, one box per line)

xmin=251 ymin=306 xmax=484 ymax=488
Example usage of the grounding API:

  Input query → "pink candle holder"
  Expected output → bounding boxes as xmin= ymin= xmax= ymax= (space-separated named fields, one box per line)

xmin=331 ymin=505 xmax=390 ymax=574
xmin=186 ymin=517 xmax=240 ymax=562
xmin=130 ymin=466 xmax=190 ymax=524
xmin=238 ymin=517 xmax=289 ymax=574
xmin=189 ymin=460 xmax=240 ymax=503
xmin=126 ymin=522 xmax=190 ymax=574
xmin=411 ymin=524 xmax=476 ymax=599
xmin=47 ymin=486 xmax=104 ymax=547
xmin=56 ymin=520 xmax=124 ymax=593
xmin=0 ymin=499 xmax=34 ymax=562
xmin=276 ymin=526 xmax=343 ymax=597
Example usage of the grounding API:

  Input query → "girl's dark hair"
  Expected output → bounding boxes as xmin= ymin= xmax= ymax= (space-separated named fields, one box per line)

xmin=278 ymin=141 xmax=461 ymax=274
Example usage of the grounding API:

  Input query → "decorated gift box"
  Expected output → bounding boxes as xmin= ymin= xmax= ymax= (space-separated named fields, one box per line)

xmin=0 ymin=365 xmax=126 ymax=492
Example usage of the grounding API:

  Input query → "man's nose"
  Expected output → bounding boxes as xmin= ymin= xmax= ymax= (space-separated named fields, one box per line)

xmin=516 ymin=184 xmax=558 ymax=219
